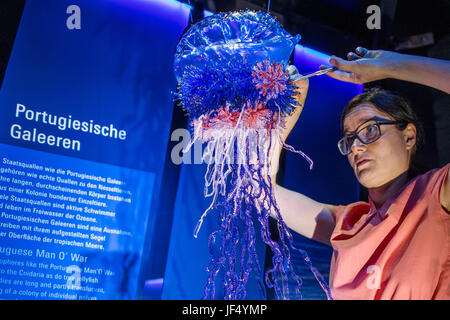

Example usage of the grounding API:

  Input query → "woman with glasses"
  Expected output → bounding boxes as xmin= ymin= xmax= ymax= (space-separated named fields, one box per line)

xmin=272 ymin=48 xmax=450 ymax=299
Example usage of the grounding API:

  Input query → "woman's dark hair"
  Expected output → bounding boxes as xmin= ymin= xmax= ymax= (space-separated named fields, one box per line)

xmin=341 ymin=87 xmax=425 ymax=177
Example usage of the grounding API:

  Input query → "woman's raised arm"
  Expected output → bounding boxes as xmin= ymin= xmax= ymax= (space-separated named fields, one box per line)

xmin=325 ymin=47 xmax=450 ymax=94
xmin=267 ymin=69 xmax=337 ymax=246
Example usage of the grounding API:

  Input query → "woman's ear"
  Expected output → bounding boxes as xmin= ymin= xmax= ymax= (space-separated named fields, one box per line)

xmin=403 ymin=123 xmax=417 ymax=151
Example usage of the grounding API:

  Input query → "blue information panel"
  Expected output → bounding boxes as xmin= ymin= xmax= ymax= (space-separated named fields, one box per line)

xmin=0 ymin=0 xmax=185 ymax=299
xmin=0 ymin=143 xmax=155 ymax=299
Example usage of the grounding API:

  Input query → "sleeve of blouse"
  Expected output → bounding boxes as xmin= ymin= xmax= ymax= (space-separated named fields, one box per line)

xmin=432 ymin=163 xmax=450 ymax=215
xmin=331 ymin=204 xmax=348 ymax=223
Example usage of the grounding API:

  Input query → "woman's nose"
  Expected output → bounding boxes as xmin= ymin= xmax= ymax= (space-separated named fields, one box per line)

xmin=350 ymin=137 xmax=367 ymax=154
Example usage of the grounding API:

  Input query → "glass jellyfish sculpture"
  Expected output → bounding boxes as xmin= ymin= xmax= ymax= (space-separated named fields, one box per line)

xmin=174 ymin=10 xmax=332 ymax=300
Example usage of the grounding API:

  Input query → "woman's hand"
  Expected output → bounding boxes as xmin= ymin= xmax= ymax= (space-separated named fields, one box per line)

xmin=323 ymin=47 xmax=402 ymax=84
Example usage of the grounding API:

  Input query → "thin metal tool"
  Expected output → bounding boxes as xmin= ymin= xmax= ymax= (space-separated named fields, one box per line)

xmin=293 ymin=66 xmax=338 ymax=81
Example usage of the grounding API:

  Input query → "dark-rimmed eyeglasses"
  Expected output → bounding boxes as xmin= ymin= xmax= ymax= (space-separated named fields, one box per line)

xmin=337 ymin=118 xmax=405 ymax=155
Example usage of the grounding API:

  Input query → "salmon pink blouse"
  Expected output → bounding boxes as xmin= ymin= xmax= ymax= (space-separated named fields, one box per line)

xmin=330 ymin=164 xmax=450 ymax=300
